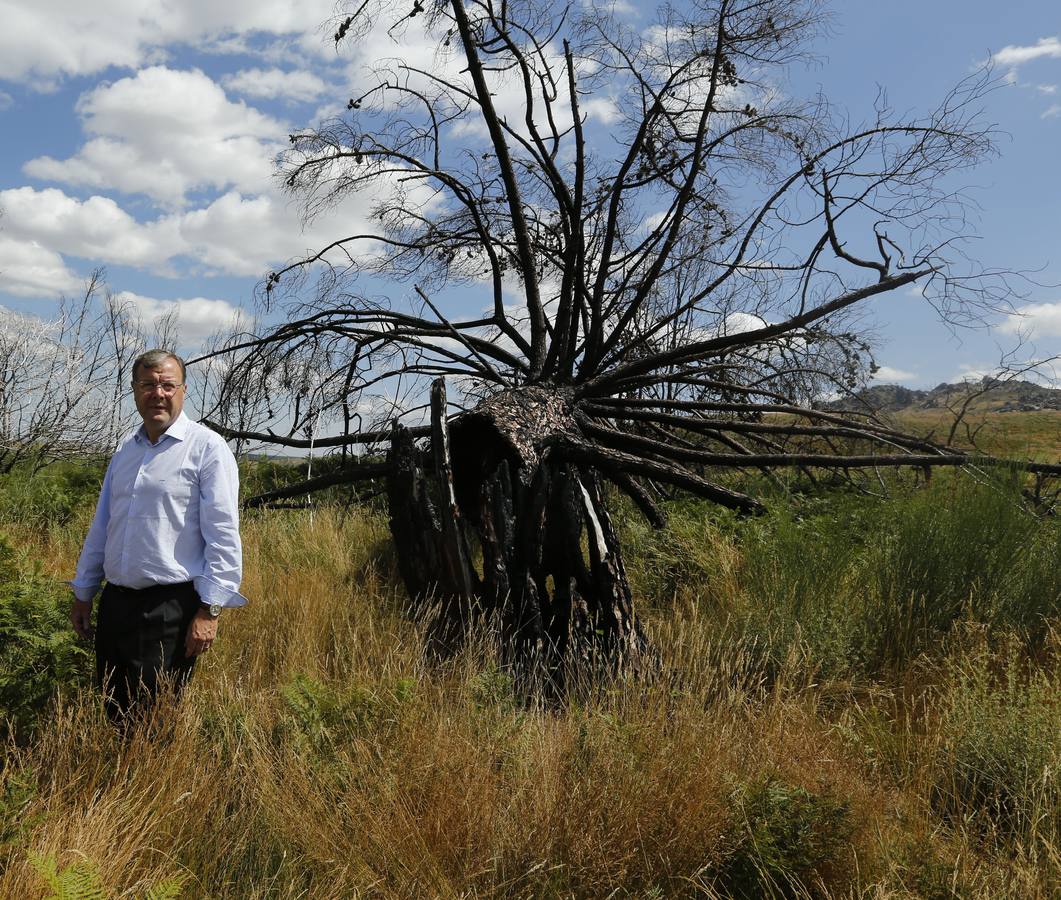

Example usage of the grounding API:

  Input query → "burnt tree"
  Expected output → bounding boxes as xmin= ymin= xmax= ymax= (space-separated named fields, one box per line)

xmin=200 ymin=0 xmax=1060 ymax=683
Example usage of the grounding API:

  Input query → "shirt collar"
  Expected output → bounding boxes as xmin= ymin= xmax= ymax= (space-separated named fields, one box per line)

xmin=134 ymin=410 xmax=191 ymax=445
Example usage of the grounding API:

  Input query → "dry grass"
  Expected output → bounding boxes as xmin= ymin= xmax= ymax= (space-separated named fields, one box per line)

xmin=894 ymin=409 xmax=1061 ymax=462
xmin=1 ymin=498 xmax=1058 ymax=898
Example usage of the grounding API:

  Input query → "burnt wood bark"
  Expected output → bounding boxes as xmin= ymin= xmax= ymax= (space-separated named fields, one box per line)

xmin=383 ymin=378 xmax=648 ymax=685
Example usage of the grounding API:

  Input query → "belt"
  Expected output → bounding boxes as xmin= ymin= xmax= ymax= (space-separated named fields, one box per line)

xmin=106 ymin=581 xmax=195 ymax=598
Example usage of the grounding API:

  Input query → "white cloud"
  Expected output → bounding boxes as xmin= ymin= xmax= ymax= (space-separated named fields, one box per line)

xmin=175 ymin=192 xmax=306 ymax=276
xmin=1041 ymin=104 xmax=1061 ymax=119
xmin=871 ymin=365 xmax=917 ymax=383
xmin=992 ymin=37 xmax=1061 ymax=69
xmin=223 ymin=67 xmax=329 ymax=103
xmin=953 ymin=363 xmax=994 ymax=383
xmin=720 ymin=312 xmax=769 ymax=335
xmin=0 ymin=91 xmax=12 ymax=111
xmin=339 ymin=16 xmax=618 ymax=143
xmin=0 ymin=235 xmax=81 ymax=298
xmin=582 ymin=96 xmax=620 ymax=125
xmin=1037 ymin=84 xmax=1057 ymax=94
xmin=999 ymin=301 xmax=1061 ymax=338
xmin=0 ymin=187 xmax=178 ymax=269
xmin=112 ymin=291 xmax=249 ymax=342
xmin=0 ymin=179 xmax=394 ymax=281
xmin=0 ymin=0 xmax=338 ymax=83
xmin=23 ymin=67 xmax=285 ymax=207
xmin=588 ymin=0 xmax=640 ymax=16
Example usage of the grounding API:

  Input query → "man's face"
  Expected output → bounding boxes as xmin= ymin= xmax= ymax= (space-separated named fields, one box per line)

xmin=133 ymin=358 xmax=186 ymax=439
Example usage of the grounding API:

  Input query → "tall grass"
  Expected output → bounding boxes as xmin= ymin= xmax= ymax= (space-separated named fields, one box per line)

xmin=0 ymin=471 xmax=1058 ymax=897
xmin=627 ymin=471 xmax=1060 ymax=677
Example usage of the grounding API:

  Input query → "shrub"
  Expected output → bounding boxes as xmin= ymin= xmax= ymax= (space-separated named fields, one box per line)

xmin=712 ymin=775 xmax=853 ymax=899
xmin=0 ymin=460 xmax=106 ymax=529
xmin=864 ymin=472 xmax=1060 ymax=667
xmin=0 ymin=763 xmax=37 ymax=851
xmin=931 ymin=632 xmax=1060 ymax=845
xmin=0 ymin=547 xmax=94 ymax=741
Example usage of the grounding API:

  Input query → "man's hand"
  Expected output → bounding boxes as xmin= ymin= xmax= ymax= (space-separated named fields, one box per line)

xmin=70 ymin=598 xmax=94 ymax=640
xmin=185 ymin=607 xmax=219 ymax=657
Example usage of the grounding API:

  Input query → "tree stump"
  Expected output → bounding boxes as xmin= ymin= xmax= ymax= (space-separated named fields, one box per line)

xmin=387 ymin=379 xmax=648 ymax=689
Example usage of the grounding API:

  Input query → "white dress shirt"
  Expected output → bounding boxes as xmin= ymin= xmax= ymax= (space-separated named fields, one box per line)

xmin=70 ymin=411 xmax=247 ymax=608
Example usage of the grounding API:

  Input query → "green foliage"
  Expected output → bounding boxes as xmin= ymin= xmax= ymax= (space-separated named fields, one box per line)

xmin=142 ymin=878 xmax=187 ymax=900
xmin=0 ymin=460 xmax=106 ymax=528
xmin=730 ymin=496 xmax=877 ymax=676
xmin=890 ymin=835 xmax=970 ymax=900
xmin=278 ymin=672 xmax=390 ymax=753
xmin=29 ymin=852 xmax=106 ymax=900
xmin=29 ymin=852 xmax=186 ymax=900
xmin=470 ymin=664 xmax=518 ymax=713
xmin=239 ymin=457 xmax=311 ymax=500
xmin=240 ymin=455 xmax=388 ymax=510
xmin=932 ymin=632 xmax=1061 ymax=842
xmin=619 ymin=497 xmax=740 ymax=607
xmin=0 ymin=763 xmax=38 ymax=850
xmin=0 ymin=544 xmax=94 ymax=741
xmin=628 ymin=472 xmax=1061 ymax=677
xmin=865 ymin=473 xmax=1061 ymax=666
xmin=713 ymin=776 xmax=852 ymax=899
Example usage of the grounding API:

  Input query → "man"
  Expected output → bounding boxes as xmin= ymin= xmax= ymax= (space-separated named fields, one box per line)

xmin=69 ymin=349 xmax=246 ymax=720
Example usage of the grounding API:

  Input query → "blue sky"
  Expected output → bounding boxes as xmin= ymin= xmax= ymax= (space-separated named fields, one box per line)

xmin=0 ymin=0 xmax=1057 ymax=397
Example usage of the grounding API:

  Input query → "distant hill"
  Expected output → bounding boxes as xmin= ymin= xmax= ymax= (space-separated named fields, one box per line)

xmin=825 ymin=378 xmax=1061 ymax=414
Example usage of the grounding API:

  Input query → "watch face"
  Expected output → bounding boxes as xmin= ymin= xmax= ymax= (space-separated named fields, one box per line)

xmin=209 ymin=604 xmax=222 ymax=617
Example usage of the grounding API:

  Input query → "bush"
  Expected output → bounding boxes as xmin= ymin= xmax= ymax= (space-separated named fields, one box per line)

xmin=627 ymin=472 xmax=1061 ymax=678
xmin=932 ymin=632 xmax=1061 ymax=844
xmin=713 ymin=776 xmax=853 ymax=899
xmin=864 ymin=472 xmax=1061 ymax=667
xmin=0 ymin=460 xmax=106 ymax=528
xmin=0 ymin=539 xmax=94 ymax=741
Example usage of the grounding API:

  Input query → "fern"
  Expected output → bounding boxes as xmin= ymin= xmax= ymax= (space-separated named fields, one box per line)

xmin=143 ymin=876 xmax=186 ymax=900
xmin=28 ymin=852 xmax=106 ymax=900
xmin=29 ymin=852 xmax=186 ymax=900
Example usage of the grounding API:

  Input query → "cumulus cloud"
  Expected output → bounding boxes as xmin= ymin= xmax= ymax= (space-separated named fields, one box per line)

xmin=0 ymin=176 xmax=400 ymax=282
xmin=174 ymin=192 xmax=310 ymax=276
xmin=23 ymin=67 xmax=285 ymax=207
xmin=339 ymin=16 xmax=618 ymax=142
xmin=998 ymin=301 xmax=1061 ymax=338
xmin=952 ymin=363 xmax=994 ymax=383
xmin=0 ymin=235 xmax=82 ymax=298
xmin=0 ymin=187 xmax=178 ymax=269
xmin=719 ymin=312 xmax=769 ymax=335
xmin=222 ymin=67 xmax=329 ymax=103
xmin=871 ymin=365 xmax=917 ymax=384
xmin=992 ymin=37 xmax=1061 ymax=69
xmin=112 ymin=291 xmax=249 ymax=342
xmin=0 ymin=0 xmax=338 ymax=83
xmin=0 ymin=91 xmax=12 ymax=111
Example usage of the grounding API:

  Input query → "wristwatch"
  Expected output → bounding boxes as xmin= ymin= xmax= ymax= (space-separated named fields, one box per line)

xmin=204 ymin=603 xmax=223 ymax=618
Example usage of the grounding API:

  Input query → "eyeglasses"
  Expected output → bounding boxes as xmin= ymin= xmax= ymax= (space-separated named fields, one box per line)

xmin=133 ymin=380 xmax=185 ymax=396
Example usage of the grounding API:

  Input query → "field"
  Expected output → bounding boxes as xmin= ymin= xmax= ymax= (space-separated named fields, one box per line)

xmin=895 ymin=410 xmax=1061 ymax=463
xmin=0 ymin=419 xmax=1059 ymax=898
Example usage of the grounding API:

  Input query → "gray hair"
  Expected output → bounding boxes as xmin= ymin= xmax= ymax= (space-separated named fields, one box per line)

xmin=131 ymin=349 xmax=187 ymax=383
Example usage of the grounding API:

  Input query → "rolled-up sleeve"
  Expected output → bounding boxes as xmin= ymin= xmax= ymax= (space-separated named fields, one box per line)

xmin=68 ymin=464 xmax=113 ymax=604
xmin=193 ymin=438 xmax=247 ymax=608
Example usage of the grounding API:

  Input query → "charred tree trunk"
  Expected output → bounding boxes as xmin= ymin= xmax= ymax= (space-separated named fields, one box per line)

xmin=387 ymin=379 xmax=648 ymax=687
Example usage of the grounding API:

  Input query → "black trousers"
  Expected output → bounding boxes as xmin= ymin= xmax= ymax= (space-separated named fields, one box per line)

xmin=95 ymin=581 xmax=200 ymax=721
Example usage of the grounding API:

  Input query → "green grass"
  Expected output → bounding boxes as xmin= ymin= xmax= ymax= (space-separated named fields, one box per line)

xmin=625 ymin=470 xmax=1060 ymax=678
